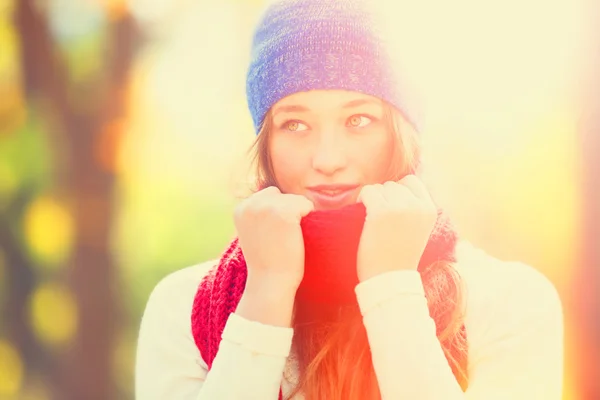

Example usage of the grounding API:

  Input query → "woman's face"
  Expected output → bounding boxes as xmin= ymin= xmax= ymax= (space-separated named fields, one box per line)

xmin=269 ymin=90 xmax=395 ymax=211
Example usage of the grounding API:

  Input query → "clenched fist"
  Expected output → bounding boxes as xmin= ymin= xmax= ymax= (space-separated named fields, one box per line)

xmin=234 ymin=186 xmax=314 ymax=291
xmin=356 ymin=175 xmax=437 ymax=282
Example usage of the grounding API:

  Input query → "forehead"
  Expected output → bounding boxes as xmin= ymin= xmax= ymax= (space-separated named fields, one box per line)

xmin=273 ymin=90 xmax=382 ymax=110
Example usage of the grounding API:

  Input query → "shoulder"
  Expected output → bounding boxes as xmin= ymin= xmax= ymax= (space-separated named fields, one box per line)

xmin=454 ymin=240 xmax=562 ymax=307
xmin=136 ymin=261 xmax=219 ymax=398
xmin=136 ymin=260 xmax=218 ymax=376
xmin=453 ymin=241 xmax=563 ymax=355
xmin=138 ymin=259 xmax=218 ymax=354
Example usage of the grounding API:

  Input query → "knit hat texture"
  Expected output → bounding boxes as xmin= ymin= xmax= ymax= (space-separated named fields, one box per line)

xmin=246 ymin=0 xmax=420 ymax=132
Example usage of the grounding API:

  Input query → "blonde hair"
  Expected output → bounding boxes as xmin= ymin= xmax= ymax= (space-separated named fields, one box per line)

xmin=247 ymin=103 xmax=468 ymax=399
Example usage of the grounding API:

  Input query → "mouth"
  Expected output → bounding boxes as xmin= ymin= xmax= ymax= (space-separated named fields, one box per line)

xmin=307 ymin=184 xmax=360 ymax=210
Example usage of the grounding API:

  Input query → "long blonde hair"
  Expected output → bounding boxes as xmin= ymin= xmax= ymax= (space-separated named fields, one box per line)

xmin=248 ymin=103 xmax=468 ymax=399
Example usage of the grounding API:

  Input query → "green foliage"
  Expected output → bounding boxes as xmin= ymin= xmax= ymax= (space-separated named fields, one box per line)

xmin=0 ymin=115 xmax=55 ymax=201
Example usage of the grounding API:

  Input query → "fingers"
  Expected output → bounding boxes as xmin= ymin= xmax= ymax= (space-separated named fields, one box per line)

xmin=358 ymin=176 xmax=433 ymax=215
xmin=257 ymin=185 xmax=282 ymax=197
xmin=255 ymin=186 xmax=314 ymax=222
xmin=236 ymin=186 xmax=280 ymax=216
xmin=398 ymin=175 xmax=434 ymax=205
xmin=383 ymin=180 xmax=415 ymax=205
xmin=358 ymin=184 xmax=387 ymax=209
xmin=285 ymin=194 xmax=315 ymax=218
xmin=360 ymin=181 xmax=415 ymax=207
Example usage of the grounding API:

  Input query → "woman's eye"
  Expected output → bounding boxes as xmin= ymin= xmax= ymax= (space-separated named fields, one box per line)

xmin=283 ymin=120 xmax=308 ymax=132
xmin=347 ymin=115 xmax=373 ymax=128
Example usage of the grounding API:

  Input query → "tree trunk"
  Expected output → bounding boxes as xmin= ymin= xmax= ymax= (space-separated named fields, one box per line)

xmin=14 ymin=1 xmax=137 ymax=398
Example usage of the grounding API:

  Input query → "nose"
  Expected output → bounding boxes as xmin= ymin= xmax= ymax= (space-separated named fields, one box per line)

xmin=311 ymin=132 xmax=347 ymax=176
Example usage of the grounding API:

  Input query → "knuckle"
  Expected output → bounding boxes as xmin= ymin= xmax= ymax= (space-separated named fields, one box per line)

xmin=257 ymin=185 xmax=279 ymax=198
xmin=401 ymin=173 xmax=417 ymax=182
xmin=267 ymin=185 xmax=282 ymax=194
xmin=246 ymin=196 xmax=272 ymax=217
xmin=383 ymin=180 xmax=397 ymax=189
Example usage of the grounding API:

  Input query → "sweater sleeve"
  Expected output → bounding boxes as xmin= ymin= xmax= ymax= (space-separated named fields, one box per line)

xmin=135 ymin=264 xmax=294 ymax=400
xmin=355 ymin=261 xmax=564 ymax=400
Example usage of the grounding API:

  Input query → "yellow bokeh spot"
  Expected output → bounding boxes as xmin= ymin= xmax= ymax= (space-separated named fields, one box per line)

xmin=24 ymin=196 xmax=74 ymax=268
xmin=0 ymin=339 xmax=24 ymax=396
xmin=0 ymin=18 xmax=18 ymax=77
xmin=29 ymin=282 xmax=78 ymax=348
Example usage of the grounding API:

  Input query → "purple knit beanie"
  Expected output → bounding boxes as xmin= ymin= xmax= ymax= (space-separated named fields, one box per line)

xmin=246 ymin=0 xmax=421 ymax=133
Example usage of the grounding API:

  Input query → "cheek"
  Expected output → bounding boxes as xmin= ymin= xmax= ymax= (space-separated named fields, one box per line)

xmin=356 ymin=130 xmax=395 ymax=180
xmin=269 ymin=139 xmax=307 ymax=191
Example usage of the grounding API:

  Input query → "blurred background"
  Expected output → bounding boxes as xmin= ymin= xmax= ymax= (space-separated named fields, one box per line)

xmin=0 ymin=0 xmax=597 ymax=399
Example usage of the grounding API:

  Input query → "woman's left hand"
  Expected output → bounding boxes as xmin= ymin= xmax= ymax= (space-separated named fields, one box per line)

xmin=356 ymin=175 xmax=437 ymax=282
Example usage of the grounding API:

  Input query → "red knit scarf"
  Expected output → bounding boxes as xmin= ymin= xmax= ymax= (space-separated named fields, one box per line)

xmin=191 ymin=202 xmax=467 ymax=397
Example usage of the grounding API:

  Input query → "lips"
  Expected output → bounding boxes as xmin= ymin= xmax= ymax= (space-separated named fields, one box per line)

xmin=317 ymin=188 xmax=348 ymax=196
xmin=307 ymin=184 xmax=359 ymax=210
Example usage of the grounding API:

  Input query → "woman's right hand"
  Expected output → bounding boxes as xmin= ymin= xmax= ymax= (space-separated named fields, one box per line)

xmin=234 ymin=186 xmax=314 ymax=295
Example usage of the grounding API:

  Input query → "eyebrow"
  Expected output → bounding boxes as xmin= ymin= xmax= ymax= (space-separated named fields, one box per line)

xmin=341 ymin=98 xmax=380 ymax=109
xmin=272 ymin=98 xmax=379 ymax=117
xmin=272 ymin=105 xmax=310 ymax=117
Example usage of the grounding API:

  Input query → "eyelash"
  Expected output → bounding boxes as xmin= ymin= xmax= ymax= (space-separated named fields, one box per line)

xmin=279 ymin=114 xmax=378 ymax=131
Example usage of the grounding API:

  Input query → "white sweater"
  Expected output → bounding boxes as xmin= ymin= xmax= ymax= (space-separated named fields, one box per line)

xmin=135 ymin=241 xmax=564 ymax=400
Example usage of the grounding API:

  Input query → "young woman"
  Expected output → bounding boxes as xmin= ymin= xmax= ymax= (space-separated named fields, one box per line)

xmin=135 ymin=1 xmax=564 ymax=399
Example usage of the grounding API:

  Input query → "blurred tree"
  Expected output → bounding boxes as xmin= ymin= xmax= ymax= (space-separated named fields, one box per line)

xmin=12 ymin=0 xmax=139 ymax=399
xmin=0 ymin=184 xmax=42 ymax=394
